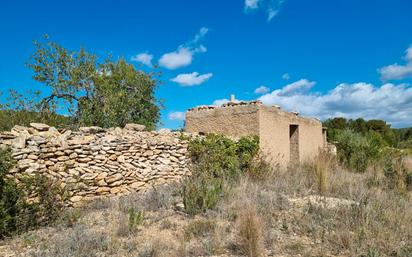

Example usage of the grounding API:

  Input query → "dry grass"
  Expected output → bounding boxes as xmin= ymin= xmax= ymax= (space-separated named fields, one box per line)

xmin=313 ymin=149 xmax=335 ymax=194
xmin=236 ymin=205 xmax=265 ymax=257
xmin=1 ymin=157 xmax=411 ymax=257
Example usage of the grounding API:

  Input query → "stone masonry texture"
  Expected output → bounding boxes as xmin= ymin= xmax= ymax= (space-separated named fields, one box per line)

xmin=0 ymin=123 xmax=194 ymax=206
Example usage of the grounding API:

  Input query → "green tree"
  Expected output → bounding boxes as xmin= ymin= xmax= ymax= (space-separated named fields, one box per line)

xmin=78 ymin=59 xmax=160 ymax=130
xmin=21 ymin=35 xmax=160 ymax=129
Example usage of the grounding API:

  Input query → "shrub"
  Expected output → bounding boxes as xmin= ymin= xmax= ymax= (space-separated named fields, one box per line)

xmin=184 ymin=219 xmax=216 ymax=240
xmin=0 ymin=148 xmax=66 ymax=238
xmin=334 ymin=129 xmax=384 ymax=172
xmin=29 ymin=224 xmax=111 ymax=257
xmin=116 ymin=207 xmax=144 ymax=237
xmin=118 ymin=184 xmax=178 ymax=213
xmin=57 ymin=208 xmax=81 ymax=228
xmin=182 ymin=172 xmax=223 ymax=216
xmin=236 ymin=206 xmax=265 ymax=257
xmin=182 ymin=134 xmax=259 ymax=215
xmin=0 ymin=148 xmax=22 ymax=237
xmin=382 ymin=151 xmax=412 ymax=192
xmin=313 ymin=149 xmax=335 ymax=194
xmin=128 ymin=207 xmax=144 ymax=229
xmin=246 ymin=153 xmax=274 ymax=181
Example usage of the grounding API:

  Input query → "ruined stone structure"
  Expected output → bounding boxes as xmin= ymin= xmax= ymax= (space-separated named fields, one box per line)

xmin=185 ymin=97 xmax=328 ymax=168
xmin=0 ymin=123 xmax=193 ymax=206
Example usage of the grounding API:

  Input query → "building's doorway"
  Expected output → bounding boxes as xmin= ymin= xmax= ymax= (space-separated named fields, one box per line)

xmin=289 ymin=124 xmax=299 ymax=166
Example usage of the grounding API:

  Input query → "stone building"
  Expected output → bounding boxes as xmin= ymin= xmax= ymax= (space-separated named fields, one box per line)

xmin=185 ymin=96 xmax=328 ymax=168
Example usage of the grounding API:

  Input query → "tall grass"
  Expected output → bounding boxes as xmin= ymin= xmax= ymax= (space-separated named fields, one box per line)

xmin=313 ymin=149 xmax=335 ymax=194
xmin=236 ymin=205 xmax=265 ymax=257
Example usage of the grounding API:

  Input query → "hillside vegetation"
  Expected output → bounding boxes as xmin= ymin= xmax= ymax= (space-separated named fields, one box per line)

xmin=0 ymin=37 xmax=411 ymax=257
xmin=0 ymin=134 xmax=411 ymax=257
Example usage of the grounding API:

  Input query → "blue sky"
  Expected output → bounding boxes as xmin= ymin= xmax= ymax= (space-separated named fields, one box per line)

xmin=1 ymin=0 xmax=412 ymax=128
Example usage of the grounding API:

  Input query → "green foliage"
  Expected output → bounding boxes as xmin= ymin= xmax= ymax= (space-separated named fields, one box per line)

xmin=182 ymin=134 xmax=259 ymax=215
xmin=381 ymin=150 xmax=412 ymax=192
xmin=323 ymin=117 xmax=411 ymax=149
xmin=334 ymin=129 xmax=385 ymax=172
xmin=128 ymin=207 xmax=144 ymax=230
xmin=0 ymin=89 xmax=73 ymax=131
xmin=1 ymin=36 xmax=161 ymax=130
xmin=0 ymin=148 xmax=66 ymax=238
xmin=57 ymin=208 xmax=81 ymax=228
xmin=78 ymin=59 xmax=160 ymax=130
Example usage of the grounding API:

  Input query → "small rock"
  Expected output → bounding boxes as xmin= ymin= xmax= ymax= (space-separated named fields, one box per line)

xmin=12 ymin=135 xmax=26 ymax=149
xmin=158 ymin=128 xmax=171 ymax=134
xmin=96 ymin=187 xmax=111 ymax=194
xmin=96 ymin=172 xmax=108 ymax=180
xmin=106 ymin=173 xmax=123 ymax=184
xmin=124 ymin=123 xmax=146 ymax=131
xmin=79 ymin=126 xmax=105 ymax=134
xmin=117 ymin=155 xmax=126 ymax=163
xmin=70 ymin=195 xmax=83 ymax=202
xmin=30 ymin=123 xmax=50 ymax=131
xmin=27 ymin=154 xmax=38 ymax=160
xmin=130 ymin=181 xmax=145 ymax=189
xmin=110 ymin=187 xmax=122 ymax=194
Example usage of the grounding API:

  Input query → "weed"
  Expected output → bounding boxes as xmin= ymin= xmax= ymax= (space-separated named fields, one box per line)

xmin=184 ymin=219 xmax=216 ymax=240
xmin=236 ymin=206 xmax=265 ymax=257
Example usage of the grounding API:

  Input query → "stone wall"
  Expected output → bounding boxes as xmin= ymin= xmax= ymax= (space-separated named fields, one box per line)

xmin=0 ymin=123 xmax=193 ymax=206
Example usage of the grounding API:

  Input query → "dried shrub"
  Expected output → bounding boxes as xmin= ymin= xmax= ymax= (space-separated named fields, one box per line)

xmin=28 ymin=224 xmax=111 ymax=257
xmin=246 ymin=152 xmax=274 ymax=181
xmin=312 ymin=149 xmax=335 ymax=194
xmin=382 ymin=151 xmax=412 ymax=192
xmin=184 ymin=219 xmax=216 ymax=240
xmin=118 ymin=184 xmax=178 ymax=213
xmin=236 ymin=206 xmax=265 ymax=257
xmin=116 ymin=207 xmax=144 ymax=237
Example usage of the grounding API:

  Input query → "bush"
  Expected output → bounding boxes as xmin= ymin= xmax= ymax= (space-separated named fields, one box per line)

xmin=128 ymin=207 xmax=144 ymax=230
xmin=312 ymin=149 xmax=335 ymax=194
xmin=0 ymin=148 xmax=66 ymax=238
xmin=184 ymin=219 xmax=216 ymax=240
xmin=182 ymin=134 xmax=259 ymax=215
xmin=334 ymin=129 xmax=384 ymax=172
xmin=382 ymin=150 xmax=412 ymax=192
xmin=236 ymin=206 xmax=265 ymax=257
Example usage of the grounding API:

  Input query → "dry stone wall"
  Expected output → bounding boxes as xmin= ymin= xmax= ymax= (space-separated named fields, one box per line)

xmin=0 ymin=123 xmax=194 ymax=206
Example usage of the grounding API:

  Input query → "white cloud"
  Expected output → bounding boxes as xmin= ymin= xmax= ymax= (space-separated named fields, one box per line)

xmin=168 ymin=111 xmax=185 ymax=121
xmin=159 ymin=47 xmax=194 ymax=69
xmin=254 ymin=85 xmax=270 ymax=94
xmin=131 ymin=52 xmax=153 ymax=67
xmin=193 ymin=27 xmax=209 ymax=44
xmin=282 ymin=73 xmax=290 ymax=80
xmin=158 ymin=27 xmax=209 ymax=69
xmin=212 ymin=96 xmax=245 ymax=106
xmin=378 ymin=45 xmax=412 ymax=80
xmin=406 ymin=46 xmax=412 ymax=61
xmin=267 ymin=8 xmax=279 ymax=21
xmin=245 ymin=0 xmax=260 ymax=10
xmin=171 ymin=72 xmax=213 ymax=86
xmin=258 ymin=80 xmax=412 ymax=127
xmin=244 ymin=0 xmax=286 ymax=22
xmin=280 ymin=79 xmax=316 ymax=95
xmin=212 ymin=99 xmax=230 ymax=106
xmin=378 ymin=64 xmax=412 ymax=81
